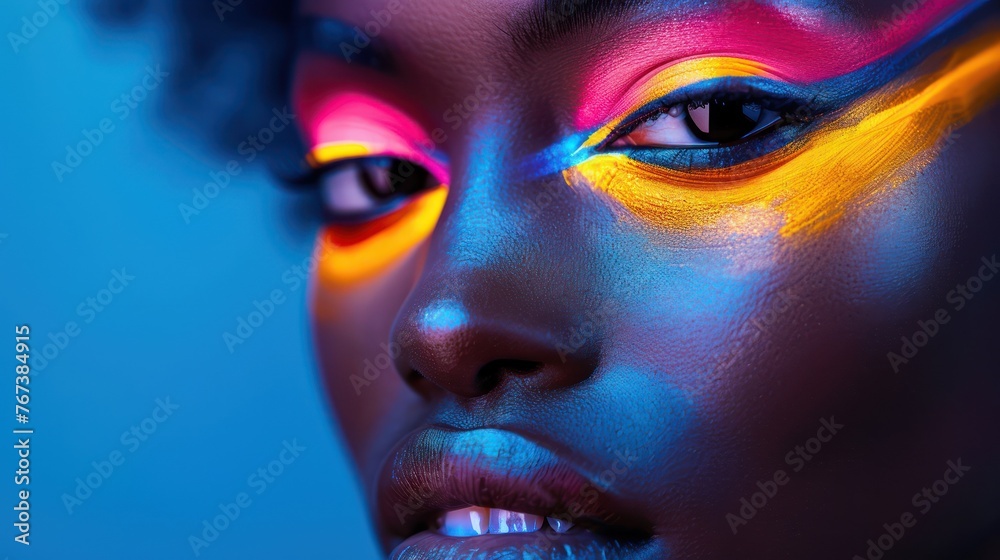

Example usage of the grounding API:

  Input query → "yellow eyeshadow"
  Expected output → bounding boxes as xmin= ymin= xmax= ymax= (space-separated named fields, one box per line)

xmin=317 ymin=186 xmax=447 ymax=285
xmin=580 ymin=57 xmax=777 ymax=150
xmin=306 ymin=142 xmax=372 ymax=167
xmin=567 ymin=33 xmax=1000 ymax=237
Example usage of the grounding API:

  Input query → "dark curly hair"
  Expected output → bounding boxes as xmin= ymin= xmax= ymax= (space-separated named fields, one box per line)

xmin=86 ymin=0 xmax=297 ymax=155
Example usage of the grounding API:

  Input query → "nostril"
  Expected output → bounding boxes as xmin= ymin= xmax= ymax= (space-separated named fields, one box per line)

xmin=474 ymin=359 xmax=543 ymax=396
xmin=405 ymin=360 xmax=545 ymax=400
xmin=489 ymin=359 xmax=544 ymax=375
xmin=405 ymin=369 xmax=446 ymax=400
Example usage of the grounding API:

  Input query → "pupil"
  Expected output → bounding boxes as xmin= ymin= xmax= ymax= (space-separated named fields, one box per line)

xmin=360 ymin=159 xmax=430 ymax=200
xmin=685 ymin=100 xmax=762 ymax=143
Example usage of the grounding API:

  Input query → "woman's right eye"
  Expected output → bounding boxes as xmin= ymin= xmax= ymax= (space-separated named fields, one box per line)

xmin=320 ymin=157 xmax=438 ymax=220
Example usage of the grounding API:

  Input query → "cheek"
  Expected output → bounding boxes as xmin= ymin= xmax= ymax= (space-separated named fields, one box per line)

xmin=600 ymin=175 xmax=952 ymax=462
xmin=309 ymin=226 xmax=432 ymax=467
xmin=838 ymin=163 xmax=956 ymax=310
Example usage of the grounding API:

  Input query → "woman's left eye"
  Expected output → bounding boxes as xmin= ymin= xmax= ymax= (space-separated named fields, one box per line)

xmin=609 ymin=99 xmax=785 ymax=149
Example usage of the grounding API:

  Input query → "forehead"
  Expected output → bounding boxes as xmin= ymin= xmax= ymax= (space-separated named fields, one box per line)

xmin=295 ymin=0 xmax=940 ymax=89
xmin=298 ymin=0 xmax=902 ymax=19
xmin=298 ymin=0 xmax=905 ymax=43
xmin=294 ymin=0 xmax=965 ymax=123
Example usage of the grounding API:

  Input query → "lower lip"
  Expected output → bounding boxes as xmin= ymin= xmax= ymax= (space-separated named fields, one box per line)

xmin=390 ymin=528 xmax=642 ymax=560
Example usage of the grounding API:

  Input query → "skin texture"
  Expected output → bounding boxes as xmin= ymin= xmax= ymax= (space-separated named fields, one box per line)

xmin=294 ymin=0 xmax=1000 ymax=557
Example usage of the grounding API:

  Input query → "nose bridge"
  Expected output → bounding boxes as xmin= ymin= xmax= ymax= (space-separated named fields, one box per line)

xmin=389 ymin=121 xmax=597 ymax=399
xmin=438 ymin=122 xmax=535 ymax=268
xmin=422 ymin=112 xmax=578 ymax=309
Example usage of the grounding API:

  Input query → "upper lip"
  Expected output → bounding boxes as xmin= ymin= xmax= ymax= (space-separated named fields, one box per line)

xmin=376 ymin=425 xmax=649 ymax=542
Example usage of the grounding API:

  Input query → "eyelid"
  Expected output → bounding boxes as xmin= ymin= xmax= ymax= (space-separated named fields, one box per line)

xmin=297 ymin=84 xmax=450 ymax=184
xmin=597 ymin=78 xmax=828 ymax=152
xmin=611 ymin=108 xmax=785 ymax=150
xmin=578 ymin=57 xmax=785 ymax=152
xmin=307 ymin=142 xmax=373 ymax=166
xmin=308 ymin=139 xmax=448 ymax=181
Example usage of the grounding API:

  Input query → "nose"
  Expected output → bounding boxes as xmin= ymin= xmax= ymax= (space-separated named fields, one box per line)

xmin=390 ymin=150 xmax=598 ymax=400
xmin=391 ymin=258 xmax=600 ymax=399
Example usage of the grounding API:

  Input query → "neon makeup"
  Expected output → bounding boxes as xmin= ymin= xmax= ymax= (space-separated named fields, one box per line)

xmin=293 ymin=55 xmax=450 ymax=285
xmin=301 ymin=90 xmax=447 ymax=183
xmin=565 ymin=31 xmax=1000 ymax=238
xmin=573 ymin=0 xmax=983 ymax=131
xmin=318 ymin=186 xmax=447 ymax=285
xmin=294 ymin=56 xmax=449 ymax=183
xmin=578 ymin=58 xmax=780 ymax=151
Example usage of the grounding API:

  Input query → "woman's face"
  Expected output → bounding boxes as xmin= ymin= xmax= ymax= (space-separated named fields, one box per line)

xmin=292 ymin=0 xmax=1000 ymax=557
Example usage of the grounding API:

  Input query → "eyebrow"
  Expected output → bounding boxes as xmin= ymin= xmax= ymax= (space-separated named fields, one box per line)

xmin=503 ymin=0 xmax=649 ymax=56
xmin=504 ymin=0 xmax=985 ymax=67
xmin=296 ymin=15 xmax=392 ymax=70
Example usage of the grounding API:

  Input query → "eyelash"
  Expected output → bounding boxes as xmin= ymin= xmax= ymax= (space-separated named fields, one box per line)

xmin=597 ymin=79 xmax=832 ymax=169
xmin=271 ymin=147 xmax=443 ymax=223
xmin=615 ymin=122 xmax=808 ymax=169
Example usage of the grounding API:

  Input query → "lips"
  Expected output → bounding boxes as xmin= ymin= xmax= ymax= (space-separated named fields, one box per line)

xmin=376 ymin=426 xmax=651 ymax=559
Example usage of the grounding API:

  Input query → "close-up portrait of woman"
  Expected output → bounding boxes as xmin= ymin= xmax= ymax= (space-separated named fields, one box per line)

xmin=3 ymin=0 xmax=999 ymax=559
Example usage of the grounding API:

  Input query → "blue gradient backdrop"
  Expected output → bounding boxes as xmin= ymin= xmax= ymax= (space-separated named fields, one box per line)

xmin=1 ymin=3 xmax=379 ymax=559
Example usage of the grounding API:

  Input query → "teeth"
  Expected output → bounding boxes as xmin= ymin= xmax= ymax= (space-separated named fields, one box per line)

xmin=489 ymin=508 xmax=543 ymax=534
xmin=547 ymin=517 xmax=574 ymax=533
xmin=439 ymin=507 xmax=577 ymax=537
xmin=439 ymin=506 xmax=489 ymax=537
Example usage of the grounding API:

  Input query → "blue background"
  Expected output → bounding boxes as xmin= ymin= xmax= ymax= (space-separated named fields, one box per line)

xmin=1 ymin=3 xmax=380 ymax=559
